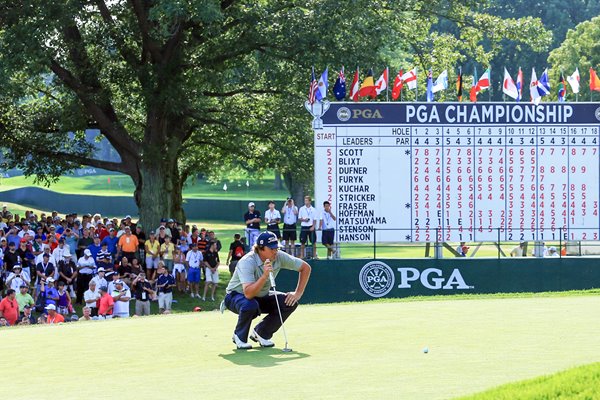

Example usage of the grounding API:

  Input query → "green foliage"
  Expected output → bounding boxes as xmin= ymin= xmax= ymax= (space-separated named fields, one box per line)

xmin=549 ymin=15 xmax=600 ymax=101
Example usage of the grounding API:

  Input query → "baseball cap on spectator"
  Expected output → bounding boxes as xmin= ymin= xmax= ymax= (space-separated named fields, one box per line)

xmin=257 ymin=231 xmax=279 ymax=249
xmin=168 ymin=218 xmax=174 ymax=223
xmin=160 ymin=218 xmax=167 ymax=223
xmin=63 ymin=251 xmax=72 ymax=257
xmin=94 ymin=234 xmax=100 ymax=239
xmin=34 ymin=235 xmax=43 ymax=240
xmin=106 ymin=221 xmax=113 ymax=226
xmin=19 ymin=238 xmax=27 ymax=243
xmin=159 ymin=226 xmax=165 ymax=230
xmin=58 ymin=237 xmax=65 ymax=243
xmin=20 ymin=284 xmax=28 ymax=289
xmin=109 ymin=228 xmax=115 ymax=232
xmin=150 ymin=230 xmax=155 ymax=235
xmin=8 ymin=242 xmax=15 ymax=247
xmin=12 ymin=265 xmax=22 ymax=271
xmin=125 ymin=226 xmax=131 ymax=231
xmin=97 ymin=267 xmax=106 ymax=273
xmin=70 ymin=315 xmax=79 ymax=322
xmin=125 ymin=215 xmax=132 ymax=219
xmin=248 ymin=202 xmax=255 ymax=207
xmin=23 ymin=304 xmax=32 ymax=309
xmin=45 ymin=304 xmax=56 ymax=311
xmin=105 ymin=271 xmax=114 ymax=278
xmin=0 ymin=238 xmax=5 ymax=242
xmin=84 ymin=249 xmax=92 ymax=256
xmin=47 ymin=277 xmax=55 ymax=283
xmin=115 ymin=280 xmax=124 ymax=285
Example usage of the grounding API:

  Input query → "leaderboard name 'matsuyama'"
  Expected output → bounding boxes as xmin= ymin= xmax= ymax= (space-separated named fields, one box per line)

xmin=314 ymin=103 xmax=600 ymax=244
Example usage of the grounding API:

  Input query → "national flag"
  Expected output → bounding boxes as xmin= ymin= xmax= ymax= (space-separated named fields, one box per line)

xmin=470 ymin=68 xmax=490 ymax=102
xmin=590 ymin=67 xmax=600 ymax=91
xmin=456 ymin=67 xmax=463 ymax=101
xmin=557 ymin=72 xmax=567 ymax=102
xmin=537 ymin=69 xmax=551 ymax=97
xmin=391 ymin=69 xmax=403 ymax=100
xmin=502 ymin=68 xmax=518 ymax=100
xmin=315 ymin=67 xmax=328 ymax=101
xmin=530 ymin=68 xmax=541 ymax=104
xmin=375 ymin=67 xmax=389 ymax=96
xmin=333 ymin=67 xmax=346 ymax=100
xmin=308 ymin=68 xmax=318 ymax=104
xmin=401 ymin=68 xmax=417 ymax=90
xmin=516 ymin=67 xmax=524 ymax=102
xmin=432 ymin=70 xmax=448 ymax=93
xmin=349 ymin=67 xmax=360 ymax=101
xmin=358 ymin=68 xmax=377 ymax=99
xmin=426 ymin=70 xmax=434 ymax=102
xmin=567 ymin=68 xmax=580 ymax=94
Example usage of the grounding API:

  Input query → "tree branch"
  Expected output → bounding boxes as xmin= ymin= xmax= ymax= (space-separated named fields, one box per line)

xmin=128 ymin=0 xmax=163 ymax=63
xmin=201 ymin=89 xmax=283 ymax=97
xmin=93 ymin=0 xmax=141 ymax=68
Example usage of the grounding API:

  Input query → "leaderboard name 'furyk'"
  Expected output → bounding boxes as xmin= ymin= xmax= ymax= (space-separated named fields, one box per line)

xmin=406 ymin=103 xmax=574 ymax=124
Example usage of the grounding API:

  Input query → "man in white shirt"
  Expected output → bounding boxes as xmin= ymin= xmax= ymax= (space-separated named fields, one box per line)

xmin=298 ymin=196 xmax=317 ymax=259
xmin=51 ymin=238 xmax=71 ymax=273
xmin=112 ymin=280 xmax=131 ymax=318
xmin=91 ymin=267 xmax=108 ymax=290
xmin=6 ymin=265 xmax=30 ymax=292
xmin=186 ymin=242 xmax=204 ymax=298
xmin=264 ymin=201 xmax=281 ymax=239
xmin=76 ymin=249 xmax=97 ymax=304
xmin=281 ymin=197 xmax=298 ymax=254
xmin=319 ymin=201 xmax=337 ymax=260
xmin=83 ymin=280 xmax=101 ymax=316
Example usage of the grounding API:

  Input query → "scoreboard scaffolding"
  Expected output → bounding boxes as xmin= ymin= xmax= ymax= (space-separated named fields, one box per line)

xmin=313 ymin=102 xmax=600 ymax=243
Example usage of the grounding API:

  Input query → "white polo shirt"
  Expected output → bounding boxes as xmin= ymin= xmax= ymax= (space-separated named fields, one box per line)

xmin=298 ymin=205 xmax=317 ymax=227
xmin=186 ymin=249 xmax=203 ymax=268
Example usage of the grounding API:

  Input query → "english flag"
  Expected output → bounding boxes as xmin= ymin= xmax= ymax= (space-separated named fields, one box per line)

xmin=401 ymin=68 xmax=417 ymax=90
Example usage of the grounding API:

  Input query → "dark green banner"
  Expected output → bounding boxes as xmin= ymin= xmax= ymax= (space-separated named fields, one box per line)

xmin=276 ymin=258 xmax=600 ymax=303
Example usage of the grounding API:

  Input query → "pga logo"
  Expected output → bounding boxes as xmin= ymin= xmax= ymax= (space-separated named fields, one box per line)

xmin=397 ymin=268 xmax=473 ymax=290
xmin=359 ymin=261 xmax=395 ymax=298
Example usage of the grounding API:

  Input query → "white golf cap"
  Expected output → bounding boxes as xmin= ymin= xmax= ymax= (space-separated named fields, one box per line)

xmin=84 ymin=249 xmax=92 ymax=256
xmin=248 ymin=202 xmax=255 ymax=207
xmin=45 ymin=304 xmax=56 ymax=311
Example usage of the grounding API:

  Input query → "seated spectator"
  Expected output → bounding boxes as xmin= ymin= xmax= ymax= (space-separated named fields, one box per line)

xmin=45 ymin=304 xmax=65 ymax=324
xmin=0 ymin=289 xmax=19 ymax=326
xmin=0 ymin=317 xmax=10 ymax=327
xmin=548 ymin=246 xmax=560 ymax=258
xmin=79 ymin=307 xmax=93 ymax=321
xmin=19 ymin=305 xmax=36 ymax=325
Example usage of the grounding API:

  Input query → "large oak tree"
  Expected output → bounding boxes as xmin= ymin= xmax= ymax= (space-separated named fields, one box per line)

xmin=0 ymin=0 xmax=548 ymax=228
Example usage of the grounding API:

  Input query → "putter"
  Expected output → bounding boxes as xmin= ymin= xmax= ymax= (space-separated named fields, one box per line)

xmin=269 ymin=271 xmax=292 ymax=352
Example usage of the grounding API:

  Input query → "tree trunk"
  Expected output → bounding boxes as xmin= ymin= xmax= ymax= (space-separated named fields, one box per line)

xmin=273 ymin=170 xmax=283 ymax=190
xmin=135 ymin=159 xmax=186 ymax=232
xmin=283 ymin=171 xmax=307 ymax=205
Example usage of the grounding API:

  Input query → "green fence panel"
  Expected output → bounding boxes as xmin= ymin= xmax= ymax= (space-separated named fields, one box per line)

xmin=274 ymin=258 xmax=600 ymax=304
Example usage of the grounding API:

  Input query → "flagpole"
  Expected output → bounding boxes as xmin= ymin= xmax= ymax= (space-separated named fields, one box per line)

xmin=386 ymin=66 xmax=389 ymax=102
xmin=400 ymin=70 xmax=403 ymax=102
xmin=311 ymin=65 xmax=315 ymax=113
xmin=415 ymin=67 xmax=418 ymax=102
xmin=489 ymin=67 xmax=492 ymax=102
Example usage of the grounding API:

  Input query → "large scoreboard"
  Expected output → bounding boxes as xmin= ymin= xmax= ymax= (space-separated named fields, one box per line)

xmin=313 ymin=102 xmax=600 ymax=243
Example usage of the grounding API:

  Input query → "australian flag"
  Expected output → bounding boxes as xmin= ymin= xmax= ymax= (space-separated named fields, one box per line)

xmin=333 ymin=67 xmax=346 ymax=100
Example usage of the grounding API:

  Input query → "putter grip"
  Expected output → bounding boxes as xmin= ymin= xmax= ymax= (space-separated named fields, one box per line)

xmin=269 ymin=271 xmax=276 ymax=287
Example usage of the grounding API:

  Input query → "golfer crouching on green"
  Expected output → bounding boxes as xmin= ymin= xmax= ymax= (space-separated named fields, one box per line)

xmin=224 ymin=231 xmax=311 ymax=349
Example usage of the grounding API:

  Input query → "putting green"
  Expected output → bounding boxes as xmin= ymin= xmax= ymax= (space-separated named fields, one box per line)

xmin=2 ymin=295 xmax=599 ymax=399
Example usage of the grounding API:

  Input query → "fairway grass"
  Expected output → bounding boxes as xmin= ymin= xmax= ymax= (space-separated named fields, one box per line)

xmin=1 ymin=295 xmax=600 ymax=399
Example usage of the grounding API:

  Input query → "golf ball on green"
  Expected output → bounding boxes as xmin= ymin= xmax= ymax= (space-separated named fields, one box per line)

xmin=423 ymin=347 xmax=429 ymax=353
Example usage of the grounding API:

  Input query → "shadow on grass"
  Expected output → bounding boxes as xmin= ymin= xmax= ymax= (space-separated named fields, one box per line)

xmin=219 ymin=347 xmax=310 ymax=367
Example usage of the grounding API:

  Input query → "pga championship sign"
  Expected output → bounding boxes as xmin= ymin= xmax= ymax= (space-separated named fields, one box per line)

xmin=359 ymin=261 xmax=473 ymax=298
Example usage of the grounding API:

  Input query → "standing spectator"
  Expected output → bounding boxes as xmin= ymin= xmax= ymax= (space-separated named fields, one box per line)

xmin=6 ymin=265 xmax=30 ymax=292
xmin=90 ymin=268 xmax=108 ymax=294
xmin=145 ymin=231 xmax=160 ymax=280
xmin=62 ymin=228 xmax=79 ymax=256
xmin=51 ymin=237 xmax=70 ymax=268
xmin=226 ymin=234 xmax=245 ymax=276
xmin=157 ymin=225 xmax=168 ymax=244
xmin=118 ymin=226 xmax=139 ymax=261
xmin=172 ymin=249 xmax=187 ymax=293
xmin=98 ymin=286 xmax=114 ymax=319
xmin=264 ymin=201 xmax=282 ymax=239
xmin=156 ymin=265 xmax=175 ymax=313
xmin=15 ymin=285 xmax=34 ymax=312
xmin=155 ymin=218 xmax=171 ymax=238
xmin=244 ymin=202 xmax=261 ymax=247
xmin=77 ymin=229 xmax=94 ymax=259
xmin=132 ymin=272 xmax=154 ymax=316
xmin=58 ymin=252 xmax=77 ymax=298
xmin=135 ymin=225 xmax=146 ymax=261
xmin=3 ymin=242 xmax=20 ymax=274
xmin=548 ymin=246 xmax=560 ymax=257
xmin=186 ymin=243 xmax=203 ymax=298
xmin=112 ymin=280 xmax=131 ymax=318
xmin=168 ymin=219 xmax=180 ymax=244
xmin=87 ymin=235 xmax=102 ymax=261
xmin=83 ymin=281 xmax=100 ymax=317
xmin=18 ymin=221 xmax=35 ymax=239
xmin=160 ymin=236 xmax=175 ymax=272
xmin=117 ymin=256 xmax=134 ymax=284
xmin=41 ymin=277 xmax=59 ymax=307
xmin=298 ymin=196 xmax=318 ymax=259
xmin=56 ymin=282 xmax=72 ymax=315
xmin=35 ymin=253 xmax=55 ymax=293
xmin=16 ymin=239 xmax=35 ymax=282
xmin=96 ymin=243 xmax=114 ymax=272
xmin=281 ymin=197 xmax=298 ymax=255
xmin=76 ymin=249 xmax=96 ymax=304
xmin=101 ymin=228 xmax=119 ymax=259
xmin=202 ymin=241 xmax=220 ymax=301
xmin=45 ymin=304 xmax=65 ymax=324
xmin=208 ymin=231 xmax=222 ymax=253
xmin=319 ymin=201 xmax=337 ymax=260
xmin=0 ymin=289 xmax=19 ymax=326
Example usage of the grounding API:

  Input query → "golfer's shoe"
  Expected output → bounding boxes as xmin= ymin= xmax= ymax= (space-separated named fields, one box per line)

xmin=232 ymin=334 xmax=252 ymax=350
xmin=249 ymin=330 xmax=275 ymax=347
xmin=219 ymin=300 xmax=226 ymax=314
